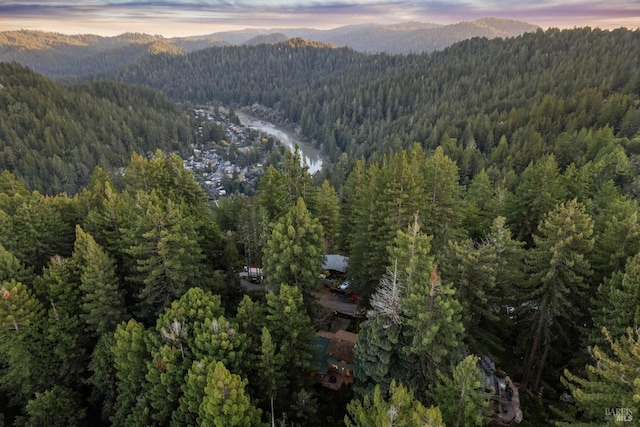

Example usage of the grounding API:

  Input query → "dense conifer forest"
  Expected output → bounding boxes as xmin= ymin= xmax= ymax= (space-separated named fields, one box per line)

xmin=0 ymin=62 xmax=194 ymax=195
xmin=98 ymin=29 xmax=640 ymax=164
xmin=1 ymin=27 xmax=640 ymax=426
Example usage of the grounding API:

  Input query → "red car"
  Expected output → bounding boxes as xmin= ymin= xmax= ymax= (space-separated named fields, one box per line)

xmin=347 ymin=294 xmax=360 ymax=303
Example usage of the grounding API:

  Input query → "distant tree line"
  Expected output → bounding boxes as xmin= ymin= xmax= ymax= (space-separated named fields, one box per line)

xmin=0 ymin=31 xmax=179 ymax=78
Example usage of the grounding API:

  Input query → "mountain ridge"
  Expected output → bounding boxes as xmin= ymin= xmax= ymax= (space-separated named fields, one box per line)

xmin=193 ymin=18 xmax=538 ymax=54
xmin=0 ymin=17 xmax=540 ymax=78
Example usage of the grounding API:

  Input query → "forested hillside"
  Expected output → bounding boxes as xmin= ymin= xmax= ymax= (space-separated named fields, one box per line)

xmin=0 ymin=31 xmax=186 ymax=78
xmin=95 ymin=37 xmax=361 ymax=111
xmin=101 ymin=28 xmax=640 ymax=165
xmin=1 ymin=27 xmax=640 ymax=426
xmin=0 ymin=62 xmax=193 ymax=194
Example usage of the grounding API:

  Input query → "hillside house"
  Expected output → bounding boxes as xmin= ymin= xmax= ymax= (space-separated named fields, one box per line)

xmin=480 ymin=356 xmax=523 ymax=426
xmin=314 ymin=329 xmax=358 ymax=390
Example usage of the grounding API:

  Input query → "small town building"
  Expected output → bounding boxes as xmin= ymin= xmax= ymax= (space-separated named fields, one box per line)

xmin=314 ymin=329 xmax=358 ymax=390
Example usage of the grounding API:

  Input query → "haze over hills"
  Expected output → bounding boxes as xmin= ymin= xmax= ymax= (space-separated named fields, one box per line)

xmin=242 ymin=33 xmax=289 ymax=47
xmin=0 ymin=18 xmax=539 ymax=78
xmin=214 ymin=17 xmax=540 ymax=54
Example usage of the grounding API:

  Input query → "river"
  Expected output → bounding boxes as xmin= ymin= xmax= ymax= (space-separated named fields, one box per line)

xmin=235 ymin=111 xmax=324 ymax=174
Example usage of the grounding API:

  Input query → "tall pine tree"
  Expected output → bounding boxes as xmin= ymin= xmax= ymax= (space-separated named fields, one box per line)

xmin=262 ymin=197 xmax=324 ymax=305
xmin=431 ymin=355 xmax=491 ymax=427
xmin=265 ymin=285 xmax=316 ymax=398
xmin=555 ymin=327 xmax=640 ymax=426
xmin=520 ymin=199 xmax=594 ymax=391
xmin=346 ymin=380 xmax=444 ymax=427
xmin=72 ymin=225 xmax=127 ymax=336
xmin=198 ymin=361 xmax=263 ymax=427
xmin=126 ymin=190 xmax=205 ymax=320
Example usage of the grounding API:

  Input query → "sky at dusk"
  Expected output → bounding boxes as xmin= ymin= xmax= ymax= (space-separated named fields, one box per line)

xmin=1 ymin=1 xmax=639 ymax=37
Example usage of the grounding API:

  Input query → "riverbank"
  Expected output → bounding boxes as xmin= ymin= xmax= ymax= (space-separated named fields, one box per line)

xmin=240 ymin=104 xmax=307 ymax=140
xmin=235 ymin=108 xmax=325 ymax=174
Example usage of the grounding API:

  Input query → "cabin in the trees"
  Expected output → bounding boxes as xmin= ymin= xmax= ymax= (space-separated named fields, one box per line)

xmin=313 ymin=329 xmax=358 ymax=390
xmin=320 ymin=254 xmax=350 ymax=291
xmin=480 ymin=356 xmax=523 ymax=426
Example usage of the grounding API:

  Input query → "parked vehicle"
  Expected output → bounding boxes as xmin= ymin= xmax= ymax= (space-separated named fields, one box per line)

xmin=239 ymin=266 xmax=263 ymax=283
xmin=338 ymin=280 xmax=351 ymax=291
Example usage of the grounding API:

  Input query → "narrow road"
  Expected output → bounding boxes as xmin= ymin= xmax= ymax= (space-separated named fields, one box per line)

xmin=315 ymin=289 xmax=360 ymax=316
xmin=239 ymin=279 xmax=359 ymax=315
xmin=239 ymin=278 xmax=265 ymax=292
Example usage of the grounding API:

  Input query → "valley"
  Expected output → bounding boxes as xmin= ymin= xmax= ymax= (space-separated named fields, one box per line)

xmin=0 ymin=26 xmax=639 ymax=427
xmin=236 ymin=109 xmax=324 ymax=174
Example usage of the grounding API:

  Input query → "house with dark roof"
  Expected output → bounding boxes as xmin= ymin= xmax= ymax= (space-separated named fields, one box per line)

xmin=313 ymin=329 xmax=358 ymax=390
